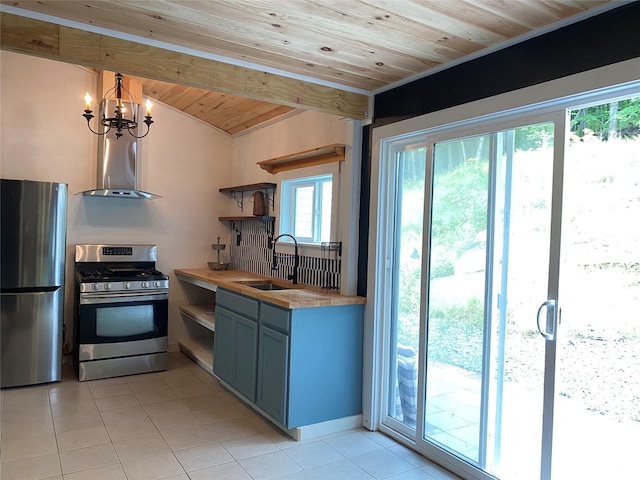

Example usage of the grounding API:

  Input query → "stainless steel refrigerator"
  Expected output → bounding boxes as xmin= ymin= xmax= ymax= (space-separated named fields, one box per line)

xmin=1 ymin=179 xmax=67 ymax=387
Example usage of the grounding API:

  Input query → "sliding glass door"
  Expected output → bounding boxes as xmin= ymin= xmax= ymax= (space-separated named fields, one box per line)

xmin=379 ymin=114 xmax=565 ymax=479
xmin=375 ymin=90 xmax=640 ymax=479
xmin=422 ymin=121 xmax=561 ymax=479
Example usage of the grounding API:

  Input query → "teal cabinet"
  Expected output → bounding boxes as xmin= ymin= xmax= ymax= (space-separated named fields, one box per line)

xmin=212 ymin=306 xmax=235 ymax=385
xmin=233 ymin=314 xmax=258 ymax=400
xmin=213 ymin=292 xmax=259 ymax=402
xmin=215 ymin=288 xmax=363 ymax=429
xmin=256 ymin=325 xmax=289 ymax=424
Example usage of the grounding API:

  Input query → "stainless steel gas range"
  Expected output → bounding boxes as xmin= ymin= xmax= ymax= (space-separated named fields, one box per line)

xmin=73 ymin=244 xmax=169 ymax=381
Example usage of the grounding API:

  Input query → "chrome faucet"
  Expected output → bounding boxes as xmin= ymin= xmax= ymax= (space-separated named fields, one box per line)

xmin=272 ymin=233 xmax=299 ymax=285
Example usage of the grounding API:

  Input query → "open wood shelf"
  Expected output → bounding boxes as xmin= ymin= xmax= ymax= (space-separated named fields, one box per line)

xmin=175 ymin=272 xmax=218 ymax=292
xmin=257 ymin=144 xmax=346 ymax=174
xmin=219 ymin=215 xmax=275 ymax=222
xmin=179 ymin=304 xmax=215 ymax=332
xmin=219 ymin=183 xmax=276 ymax=213
xmin=178 ymin=339 xmax=213 ymax=375
xmin=219 ymin=182 xmax=276 ymax=194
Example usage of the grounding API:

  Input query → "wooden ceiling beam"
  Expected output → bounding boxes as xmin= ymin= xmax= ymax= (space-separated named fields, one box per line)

xmin=0 ymin=12 xmax=369 ymax=120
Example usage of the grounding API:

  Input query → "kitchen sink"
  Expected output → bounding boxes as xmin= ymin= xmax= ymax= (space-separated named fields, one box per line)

xmin=234 ymin=280 xmax=291 ymax=291
xmin=247 ymin=283 xmax=290 ymax=291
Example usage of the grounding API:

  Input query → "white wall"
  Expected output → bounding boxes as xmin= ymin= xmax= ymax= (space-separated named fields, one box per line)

xmin=230 ymin=110 xmax=348 ymax=187
xmin=0 ymin=51 xmax=233 ymax=350
xmin=230 ymin=110 xmax=361 ymax=293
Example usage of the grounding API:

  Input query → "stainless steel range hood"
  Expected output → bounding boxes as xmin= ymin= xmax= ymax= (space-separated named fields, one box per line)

xmin=81 ymin=100 xmax=160 ymax=199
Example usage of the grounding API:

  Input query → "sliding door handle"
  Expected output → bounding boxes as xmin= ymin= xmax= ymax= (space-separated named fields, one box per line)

xmin=536 ymin=299 xmax=556 ymax=340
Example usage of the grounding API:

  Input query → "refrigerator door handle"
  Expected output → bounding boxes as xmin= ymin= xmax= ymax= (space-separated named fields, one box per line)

xmin=1 ymin=286 xmax=62 ymax=294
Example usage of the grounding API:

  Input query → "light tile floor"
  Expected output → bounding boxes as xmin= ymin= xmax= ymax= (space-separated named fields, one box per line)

xmin=0 ymin=352 xmax=460 ymax=480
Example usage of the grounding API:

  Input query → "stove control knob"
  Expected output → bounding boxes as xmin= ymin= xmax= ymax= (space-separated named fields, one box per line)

xmin=92 ymin=283 xmax=100 ymax=291
xmin=104 ymin=283 xmax=112 ymax=291
xmin=123 ymin=282 xmax=131 ymax=289
xmin=141 ymin=281 xmax=150 ymax=288
xmin=153 ymin=281 xmax=161 ymax=288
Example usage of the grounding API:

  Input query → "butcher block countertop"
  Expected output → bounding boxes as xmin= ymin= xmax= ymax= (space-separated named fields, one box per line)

xmin=174 ymin=268 xmax=366 ymax=309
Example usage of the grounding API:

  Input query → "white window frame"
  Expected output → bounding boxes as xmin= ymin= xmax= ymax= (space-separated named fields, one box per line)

xmin=280 ymin=174 xmax=333 ymax=243
xmin=275 ymin=162 xmax=342 ymax=252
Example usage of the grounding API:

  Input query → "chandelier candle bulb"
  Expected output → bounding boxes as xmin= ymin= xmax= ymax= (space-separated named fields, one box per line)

xmin=84 ymin=93 xmax=92 ymax=111
xmin=145 ymin=99 xmax=152 ymax=117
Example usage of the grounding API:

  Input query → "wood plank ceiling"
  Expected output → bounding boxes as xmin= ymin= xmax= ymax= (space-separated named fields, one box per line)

xmin=0 ymin=0 xmax=615 ymax=135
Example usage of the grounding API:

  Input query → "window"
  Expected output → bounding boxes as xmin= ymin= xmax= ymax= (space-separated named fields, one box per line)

xmin=279 ymin=174 xmax=332 ymax=243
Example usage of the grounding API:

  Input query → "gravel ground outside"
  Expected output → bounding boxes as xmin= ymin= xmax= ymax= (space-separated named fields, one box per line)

xmin=504 ymin=324 xmax=640 ymax=424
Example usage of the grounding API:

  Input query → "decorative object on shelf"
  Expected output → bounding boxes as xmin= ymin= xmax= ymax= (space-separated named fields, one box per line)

xmin=208 ymin=237 xmax=230 ymax=270
xmin=257 ymin=144 xmax=346 ymax=174
xmin=83 ymin=72 xmax=153 ymax=139
xmin=252 ymin=191 xmax=266 ymax=216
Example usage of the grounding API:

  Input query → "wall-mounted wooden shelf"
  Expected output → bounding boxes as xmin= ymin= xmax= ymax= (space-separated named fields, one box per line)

xmin=219 ymin=182 xmax=276 ymax=212
xmin=257 ymin=144 xmax=346 ymax=174
xmin=219 ymin=215 xmax=275 ymax=222
xmin=219 ymin=182 xmax=276 ymax=194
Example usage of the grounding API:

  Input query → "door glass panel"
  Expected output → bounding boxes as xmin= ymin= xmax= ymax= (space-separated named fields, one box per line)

xmin=425 ymin=134 xmax=490 ymax=463
xmin=424 ymin=123 xmax=555 ymax=479
xmin=487 ymin=123 xmax=555 ymax=479
xmin=553 ymin=97 xmax=640 ymax=479
xmin=389 ymin=145 xmax=427 ymax=429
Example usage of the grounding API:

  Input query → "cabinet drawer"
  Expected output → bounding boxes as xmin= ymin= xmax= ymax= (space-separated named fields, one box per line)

xmin=217 ymin=289 xmax=259 ymax=319
xmin=260 ymin=303 xmax=290 ymax=333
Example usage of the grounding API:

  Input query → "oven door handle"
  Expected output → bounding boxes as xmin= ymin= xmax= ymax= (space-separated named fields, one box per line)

xmin=80 ymin=291 xmax=168 ymax=305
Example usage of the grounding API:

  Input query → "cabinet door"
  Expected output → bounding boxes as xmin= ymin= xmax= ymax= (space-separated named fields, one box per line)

xmin=257 ymin=325 xmax=289 ymax=425
xmin=233 ymin=314 xmax=258 ymax=402
xmin=213 ymin=306 xmax=235 ymax=385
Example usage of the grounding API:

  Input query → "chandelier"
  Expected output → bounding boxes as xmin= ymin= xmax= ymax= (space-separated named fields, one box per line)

xmin=83 ymin=72 xmax=153 ymax=139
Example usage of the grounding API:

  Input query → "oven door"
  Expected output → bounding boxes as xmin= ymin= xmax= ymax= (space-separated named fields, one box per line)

xmin=76 ymin=290 xmax=168 ymax=361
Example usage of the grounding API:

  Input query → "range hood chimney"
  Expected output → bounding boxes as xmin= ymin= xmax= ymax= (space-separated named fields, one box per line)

xmin=81 ymin=73 xmax=160 ymax=199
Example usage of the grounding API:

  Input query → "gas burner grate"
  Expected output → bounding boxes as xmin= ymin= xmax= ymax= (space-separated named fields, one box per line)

xmin=76 ymin=266 xmax=166 ymax=282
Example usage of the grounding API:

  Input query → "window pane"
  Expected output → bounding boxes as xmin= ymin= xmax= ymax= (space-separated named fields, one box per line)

xmin=294 ymin=185 xmax=314 ymax=238
xmin=280 ymin=174 xmax=333 ymax=243
xmin=425 ymin=134 xmax=490 ymax=464
xmin=389 ymin=146 xmax=426 ymax=430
